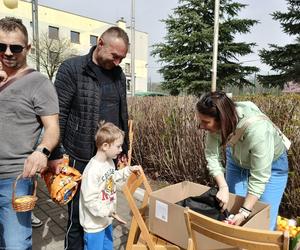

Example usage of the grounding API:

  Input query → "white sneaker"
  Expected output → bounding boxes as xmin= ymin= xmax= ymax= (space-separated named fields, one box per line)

xmin=32 ymin=213 xmax=43 ymax=228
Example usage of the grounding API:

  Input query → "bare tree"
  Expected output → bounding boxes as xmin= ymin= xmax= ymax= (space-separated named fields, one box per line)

xmin=30 ymin=32 xmax=78 ymax=80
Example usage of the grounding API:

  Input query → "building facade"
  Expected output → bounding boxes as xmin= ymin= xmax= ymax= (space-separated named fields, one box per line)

xmin=0 ymin=0 xmax=149 ymax=92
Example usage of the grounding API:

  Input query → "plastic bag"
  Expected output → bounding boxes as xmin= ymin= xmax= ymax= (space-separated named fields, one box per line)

xmin=176 ymin=186 xmax=229 ymax=221
xmin=42 ymin=155 xmax=81 ymax=205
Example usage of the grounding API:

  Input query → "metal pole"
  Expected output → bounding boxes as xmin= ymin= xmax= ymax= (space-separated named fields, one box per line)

xmin=130 ymin=0 xmax=135 ymax=96
xmin=211 ymin=0 xmax=220 ymax=92
xmin=31 ymin=0 xmax=40 ymax=71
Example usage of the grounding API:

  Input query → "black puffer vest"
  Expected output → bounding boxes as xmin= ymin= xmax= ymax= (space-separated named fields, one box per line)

xmin=53 ymin=46 xmax=128 ymax=162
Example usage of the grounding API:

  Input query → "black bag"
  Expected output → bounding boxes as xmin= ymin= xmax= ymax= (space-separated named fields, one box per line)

xmin=176 ymin=187 xmax=229 ymax=221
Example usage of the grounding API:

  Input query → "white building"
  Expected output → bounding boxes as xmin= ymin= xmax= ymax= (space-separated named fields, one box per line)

xmin=0 ymin=0 xmax=149 ymax=92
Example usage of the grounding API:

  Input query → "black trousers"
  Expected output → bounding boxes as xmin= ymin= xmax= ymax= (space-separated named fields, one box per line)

xmin=64 ymin=157 xmax=87 ymax=250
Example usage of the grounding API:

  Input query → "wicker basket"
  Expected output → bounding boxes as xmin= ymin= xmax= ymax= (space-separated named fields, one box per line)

xmin=12 ymin=174 xmax=38 ymax=212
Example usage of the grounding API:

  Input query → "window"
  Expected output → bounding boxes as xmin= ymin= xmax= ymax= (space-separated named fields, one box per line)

xmin=48 ymin=26 xmax=59 ymax=40
xmin=48 ymin=51 xmax=58 ymax=64
xmin=71 ymin=31 xmax=80 ymax=44
xmin=90 ymin=35 xmax=98 ymax=46
xmin=126 ymin=78 xmax=131 ymax=91
xmin=30 ymin=47 xmax=36 ymax=55
xmin=125 ymin=63 xmax=131 ymax=75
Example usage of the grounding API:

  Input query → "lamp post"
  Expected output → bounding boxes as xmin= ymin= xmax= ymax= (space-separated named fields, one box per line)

xmin=31 ymin=0 xmax=40 ymax=71
xmin=130 ymin=0 xmax=135 ymax=96
xmin=211 ymin=0 xmax=220 ymax=92
xmin=3 ymin=0 xmax=40 ymax=71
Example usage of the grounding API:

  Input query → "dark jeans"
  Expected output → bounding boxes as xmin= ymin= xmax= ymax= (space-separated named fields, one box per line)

xmin=65 ymin=157 xmax=87 ymax=250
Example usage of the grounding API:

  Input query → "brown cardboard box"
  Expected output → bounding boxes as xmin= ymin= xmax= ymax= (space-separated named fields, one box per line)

xmin=149 ymin=181 xmax=270 ymax=249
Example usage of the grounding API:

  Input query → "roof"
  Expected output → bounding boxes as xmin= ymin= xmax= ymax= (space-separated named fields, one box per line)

xmin=283 ymin=82 xmax=300 ymax=93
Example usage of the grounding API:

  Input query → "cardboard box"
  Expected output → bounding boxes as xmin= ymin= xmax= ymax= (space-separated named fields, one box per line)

xmin=149 ymin=181 xmax=270 ymax=249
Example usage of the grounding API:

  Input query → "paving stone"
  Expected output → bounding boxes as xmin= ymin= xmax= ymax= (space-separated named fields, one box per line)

xmin=39 ymin=203 xmax=52 ymax=211
xmin=33 ymin=210 xmax=48 ymax=220
xmin=37 ymin=192 xmax=48 ymax=199
xmin=114 ymin=243 xmax=126 ymax=250
xmin=46 ymin=207 xmax=66 ymax=216
xmin=113 ymin=234 xmax=128 ymax=248
xmin=113 ymin=226 xmax=128 ymax=239
xmin=50 ymin=225 xmax=65 ymax=236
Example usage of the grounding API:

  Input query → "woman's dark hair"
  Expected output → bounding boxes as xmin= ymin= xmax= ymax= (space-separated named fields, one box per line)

xmin=196 ymin=91 xmax=238 ymax=146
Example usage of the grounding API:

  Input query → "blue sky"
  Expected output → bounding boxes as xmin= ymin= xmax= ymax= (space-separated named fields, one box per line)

xmin=39 ymin=0 xmax=295 ymax=82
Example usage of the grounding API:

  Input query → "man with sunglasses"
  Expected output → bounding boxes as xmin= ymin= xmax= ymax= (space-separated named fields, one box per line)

xmin=0 ymin=17 xmax=60 ymax=249
xmin=48 ymin=26 xmax=130 ymax=250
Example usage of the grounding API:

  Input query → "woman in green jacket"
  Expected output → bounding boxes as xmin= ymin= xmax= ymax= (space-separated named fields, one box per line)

xmin=196 ymin=91 xmax=289 ymax=230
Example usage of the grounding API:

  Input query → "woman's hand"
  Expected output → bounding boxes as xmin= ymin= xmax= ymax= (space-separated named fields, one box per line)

xmin=231 ymin=211 xmax=247 ymax=226
xmin=216 ymin=186 xmax=229 ymax=210
xmin=230 ymin=194 xmax=256 ymax=225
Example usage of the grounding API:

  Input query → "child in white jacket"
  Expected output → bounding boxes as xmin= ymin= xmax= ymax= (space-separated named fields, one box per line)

xmin=79 ymin=122 xmax=141 ymax=250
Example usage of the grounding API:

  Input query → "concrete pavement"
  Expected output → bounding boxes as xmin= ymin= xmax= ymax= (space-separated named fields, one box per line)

xmin=32 ymin=177 xmax=133 ymax=250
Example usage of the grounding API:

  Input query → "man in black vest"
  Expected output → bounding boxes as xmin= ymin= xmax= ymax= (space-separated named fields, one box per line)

xmin=49 ymin=27 xmax=129 ymax=250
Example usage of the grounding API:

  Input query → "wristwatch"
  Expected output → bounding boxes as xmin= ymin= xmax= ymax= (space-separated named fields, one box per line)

xmin=35 ymin=147 xmax=51 ymax=158
xmin=238 ymin=207 xmax=251 ymax=219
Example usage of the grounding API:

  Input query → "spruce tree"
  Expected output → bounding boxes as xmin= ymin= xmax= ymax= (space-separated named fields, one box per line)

xmin=151 ymin=0 xmax=259 ymax=95
xmin=258 ymin=0 xmax=300 ymax=88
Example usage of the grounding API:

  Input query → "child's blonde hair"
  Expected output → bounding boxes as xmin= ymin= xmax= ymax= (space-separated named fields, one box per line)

xmin=95 ymin=121 xmax=124 ymax=149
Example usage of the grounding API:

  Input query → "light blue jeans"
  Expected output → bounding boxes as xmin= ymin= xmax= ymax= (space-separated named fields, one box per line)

xmin=84 ymin=224 xmax=113 ymax=250
xmin=0 ymin=177 xmax=33 ymax=250
xmin=226 ymin=149 xmax=288 ymax=230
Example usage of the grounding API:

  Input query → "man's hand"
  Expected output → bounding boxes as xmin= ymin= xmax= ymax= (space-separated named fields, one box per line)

xmin=0 ymin=70 xmax=7 ymax=82
xmin=117 ymin=154 xmax=128 ymax=169
xmin=48 ymin=158 xmax=64 ymax=174
xmin=23 ymin=151 xmax=48 ymax=177
xmin=0 ymin=62 xmax=7 ymax=82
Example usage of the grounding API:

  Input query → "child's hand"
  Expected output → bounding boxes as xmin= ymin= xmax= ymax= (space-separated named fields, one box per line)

xmin=129 ymin=165 xmax=142 ymax=175
xmin=112 ymin=213 xmax=127 ymax=224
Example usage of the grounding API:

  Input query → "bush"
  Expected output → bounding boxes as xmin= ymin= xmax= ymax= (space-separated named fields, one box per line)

xmin=128 ymin=96 xmax=211 ymax=185
xmin=128 ymin=94 xmax=300 ymax=217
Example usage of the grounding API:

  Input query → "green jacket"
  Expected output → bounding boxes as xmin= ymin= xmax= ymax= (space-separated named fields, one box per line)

xmin=205 ymin=101 xmax=286 ymax=197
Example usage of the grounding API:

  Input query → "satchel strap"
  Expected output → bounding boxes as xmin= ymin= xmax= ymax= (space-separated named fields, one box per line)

xmin=227 ymin=115 xmax=268 ymax=147
xmin=227 ymin=114 xmax=291 ymax=150
xmin=0 ymin=68 xmax=36 ymax=93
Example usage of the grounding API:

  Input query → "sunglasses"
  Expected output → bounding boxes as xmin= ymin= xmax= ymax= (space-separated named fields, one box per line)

xmin=0 ymin=43 xmax=25 ymax=53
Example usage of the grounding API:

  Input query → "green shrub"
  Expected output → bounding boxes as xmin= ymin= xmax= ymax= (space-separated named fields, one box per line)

xmin=128 ymin=94 xmax=300 ymax=217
